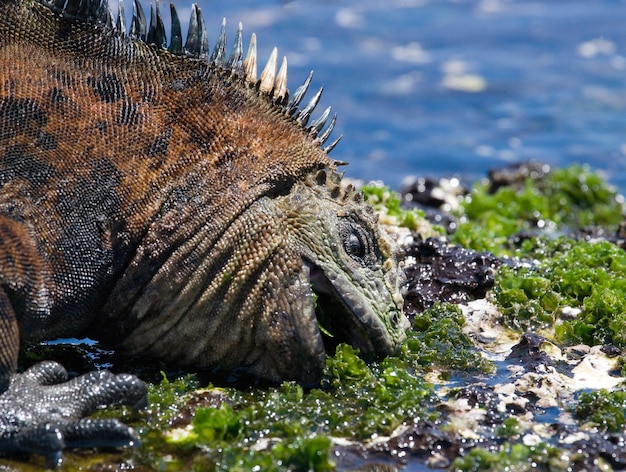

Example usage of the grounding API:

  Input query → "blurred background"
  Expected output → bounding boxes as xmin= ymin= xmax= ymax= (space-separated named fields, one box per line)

xmin=112 ymin=0 xmax=626 ymax=192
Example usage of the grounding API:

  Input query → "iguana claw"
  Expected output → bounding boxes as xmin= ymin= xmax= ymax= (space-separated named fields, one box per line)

xmin=0 ymin=361 xmax=146 ymax=466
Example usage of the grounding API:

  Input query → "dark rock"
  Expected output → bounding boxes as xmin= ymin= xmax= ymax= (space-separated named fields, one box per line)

xmin=506 ymin=332 xmax=557 ymax=372
xmin=487 ymin=161 xmax=551 ymax=193
xmin=402 ymin=237 xmax=501 ymax=315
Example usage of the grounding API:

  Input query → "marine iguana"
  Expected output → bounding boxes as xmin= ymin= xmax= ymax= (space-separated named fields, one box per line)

xmin=0 ymin=0 xmax=408 ymax=463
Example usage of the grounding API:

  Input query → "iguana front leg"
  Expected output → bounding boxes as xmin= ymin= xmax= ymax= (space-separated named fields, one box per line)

xmin=0 ymin=217 xmax=147 ymax=466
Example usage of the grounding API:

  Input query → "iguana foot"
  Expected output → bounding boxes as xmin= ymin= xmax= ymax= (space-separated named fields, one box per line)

xmin=0 ymin=361 xmax=147 ymax=467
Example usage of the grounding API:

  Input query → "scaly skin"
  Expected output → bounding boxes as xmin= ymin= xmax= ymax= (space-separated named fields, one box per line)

xmin=0 ymin=0 xmax=408 ymax=463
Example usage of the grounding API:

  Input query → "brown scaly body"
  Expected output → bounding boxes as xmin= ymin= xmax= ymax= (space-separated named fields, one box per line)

xmin=0 ymin=0 xmax=407 ymax=464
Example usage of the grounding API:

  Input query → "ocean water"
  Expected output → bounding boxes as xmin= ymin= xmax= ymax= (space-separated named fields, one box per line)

xmin=115 ymin=0 xmax=626 ymax=193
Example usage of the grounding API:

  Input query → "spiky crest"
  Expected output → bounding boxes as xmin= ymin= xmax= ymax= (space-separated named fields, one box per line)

xmin=311 ymin=168 xmax=368 ymax=207
xmin=37 ymin=0 xmax=340 ymax=152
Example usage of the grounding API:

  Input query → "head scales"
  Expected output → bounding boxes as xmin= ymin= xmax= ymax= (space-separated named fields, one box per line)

xmin=38 ymin=0 xmax=342 ymax=155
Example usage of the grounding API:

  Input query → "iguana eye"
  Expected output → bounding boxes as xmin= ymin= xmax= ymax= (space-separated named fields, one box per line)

xmin=345 ymin=231 xmax=365 ymax=259
xmin=340 ymin=221 xmax=374 ymax=265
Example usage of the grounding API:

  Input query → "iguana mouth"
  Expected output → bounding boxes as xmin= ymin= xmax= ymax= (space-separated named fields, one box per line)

xmin=305 ymin=261 xmax=391 ymax=358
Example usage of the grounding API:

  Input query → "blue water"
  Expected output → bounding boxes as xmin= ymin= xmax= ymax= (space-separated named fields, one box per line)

xmin=117 ymin=0 xmax=626 ymax=192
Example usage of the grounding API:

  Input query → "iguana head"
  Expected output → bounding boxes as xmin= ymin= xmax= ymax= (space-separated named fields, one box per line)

xmin=273 ymin=169 xmax=409 ymax=382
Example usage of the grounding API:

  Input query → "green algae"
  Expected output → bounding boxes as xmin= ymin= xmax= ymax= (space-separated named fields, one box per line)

xmin=124 ymin=303 xmax=497 ymax=470
xmin=440 ymin=165 xmax=626 ymax=471
xmin=495 ymin=417 xmax=522 ymax=439
xmin=129 ymin=344 xmax=438 ymax=471
xmin=450 ymin=442 xmax=583 ymax=472
xmin=445 ymin=163 xmax=626 ymax=348
xmin=493 ymin=238 xmax=626 ymax=349
xmin=574 ymin=389 xmax=626 ymax=433
xmin=409 ymin=303 xmax=494 ymax=376
xmin=452 ymin=164 xmax=624 ymax=256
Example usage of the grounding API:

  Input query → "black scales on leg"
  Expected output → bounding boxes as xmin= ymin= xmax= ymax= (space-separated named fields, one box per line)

xmin=0 ymin=361 xmax=146 ymax=467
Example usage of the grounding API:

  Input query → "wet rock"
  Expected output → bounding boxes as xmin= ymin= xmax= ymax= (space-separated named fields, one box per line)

xmin=401 ymin=237 xmax=501 ymax=315
xmin=487 ymin=161 xmax=551 ymax=193
xmin=400 ymin=177 xmax=459 ymax=209
xmin=615 ymin=221 xmax=626 ymax=249
xmin=562 ymin=344 xmax=591 ymax=360
xmin=552 ymin=425 xmax=626 ymax=470
xmin=169 ymin=389 xmax=230 ymax=428
xmin=371 ymin=421 xmax=460 ymax=469
xmin=600 ymin=344 xmax=621 ymax=357
xmin=348 ymin=464 xmax=401 ymax=472
xmin=455 ymin=384 xmax=500 ymax=409
xmin=399 ymin=176 xmax=467 ymax=232
xmin=570 ymin=346 xmax=622 ymax=390
xmin=506 ymin=332 xmax=559 ymax=372
xmin=452 ymin=383 xmax=526 ymax=423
